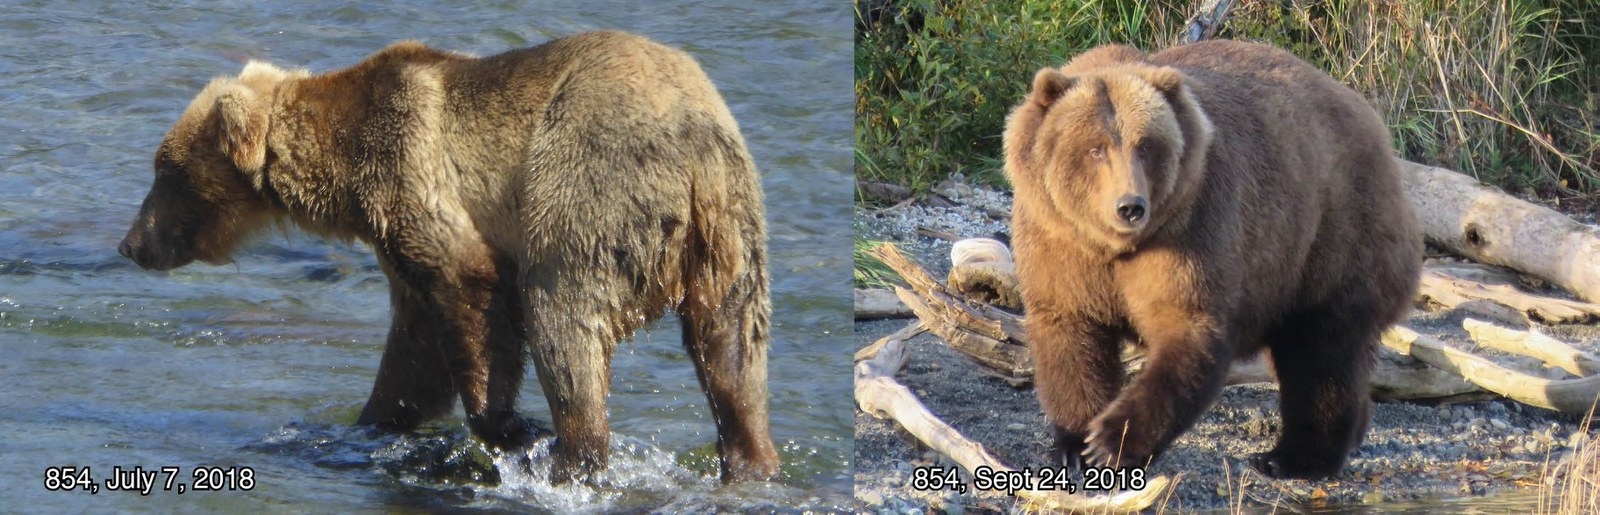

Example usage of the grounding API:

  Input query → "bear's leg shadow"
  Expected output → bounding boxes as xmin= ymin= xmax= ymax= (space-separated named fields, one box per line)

xmin=1256 ymin=306 xmax=1376 ymax=479
xmin=1085 ymin=316 xmax=1233 ymax=469
xmin=356 ymin=267 xmax=456 ymax=429
xmin=1028 ymin=316 xmax=1124 ymax=472
xmin=679 ymin=261 xmax=781 ymax=483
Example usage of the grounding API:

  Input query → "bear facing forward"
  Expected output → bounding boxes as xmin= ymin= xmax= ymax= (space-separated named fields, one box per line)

xmin=1003 ymin=40 xmax=1422 ymax=479
xmin=119 ymin=31 xmax=779 ymax=484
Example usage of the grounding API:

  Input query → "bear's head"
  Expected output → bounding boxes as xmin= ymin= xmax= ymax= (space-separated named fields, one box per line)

xmin=119 ymin=62 xmax=302 ymax=270
xmin=1003 ymin=59 xmax=1213 ymax=253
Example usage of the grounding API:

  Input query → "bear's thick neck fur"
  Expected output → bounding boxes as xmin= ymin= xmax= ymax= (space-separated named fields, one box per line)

xmin=257 ymin=42 xmax=471 ymax=242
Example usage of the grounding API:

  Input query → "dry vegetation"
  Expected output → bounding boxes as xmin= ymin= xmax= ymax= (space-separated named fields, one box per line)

xmin=1539 ymin=406 xmax=1599 ymax=514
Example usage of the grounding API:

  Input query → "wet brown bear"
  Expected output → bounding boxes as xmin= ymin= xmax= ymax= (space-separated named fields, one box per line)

xmin=118 ymin=31 xmax=779 ymax=484
xmin=1003 ymin=40 xmax=1422 ymax=479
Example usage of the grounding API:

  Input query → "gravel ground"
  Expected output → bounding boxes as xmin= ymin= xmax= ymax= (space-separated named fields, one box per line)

xmin=853 ymin=178 xmax=1600 ymax=512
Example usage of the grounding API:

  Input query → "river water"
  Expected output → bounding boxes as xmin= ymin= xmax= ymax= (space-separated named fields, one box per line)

xmin=0 ymin=1 xmax=853 ymax=511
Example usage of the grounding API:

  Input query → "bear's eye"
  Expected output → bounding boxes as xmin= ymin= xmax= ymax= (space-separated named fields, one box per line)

xmin=1088 ymin=147 xmax=1105 ymax=160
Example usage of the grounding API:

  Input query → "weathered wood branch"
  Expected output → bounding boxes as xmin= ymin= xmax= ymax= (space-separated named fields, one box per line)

xmin=1382 ymin=326 xmax=1600 ymax=414
xmin=1463 ymin=318 xmax=1600 ymax=377
xmin=855 ymin=320 xmax=925 ymax=362
xmin=1420 ymin=268 xmax=1600 ymax=323
xmin=857 ymin=180 xmax=912 ymax=205
xmin=1400 ymin=159 xmax=1600 ymax=302
xmin=894 ymin=286 xmax=1033 ymax=386
xmin=948 ymin=262 xmax=1024 ymax=311
xmin=870 ymin=244 xmax=1033 ymax=385
xmin=854 ymin=324 xmax=1172 ymax=512
xmin=871 ymin=239 xmax=1600 ymax=411
xmin=948 ymin=238 xmax=1025 ymax=310
xmin=1183 ymin=0 xmax=1238 ymax=43
xmin=855 ymin=288 xmax=913 ymax=320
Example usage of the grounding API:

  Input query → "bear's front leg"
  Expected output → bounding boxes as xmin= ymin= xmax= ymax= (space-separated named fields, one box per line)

xmin=379 ymin=232 xmax=534 ymax=453
xmin=357 ymin=258 xmax=456 ymax=429
xmin=1084 ymin=302 xmax=1233 ymax=469
xmin=1027 ymin=312 xmax=1124 ymax=474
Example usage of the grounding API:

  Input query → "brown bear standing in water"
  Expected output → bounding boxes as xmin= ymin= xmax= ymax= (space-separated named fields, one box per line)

xmin=1003 ymin=40 xmax=1422 ymax=479
xmin=118 ymin=31 xmax=779 ymax=484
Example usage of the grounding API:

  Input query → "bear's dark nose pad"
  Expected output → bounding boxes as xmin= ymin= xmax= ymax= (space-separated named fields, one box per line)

xmin=118 ymin=240 xmax=133 ymax=259
xmin=1116 ymin=195 xmax=1148 ymax=224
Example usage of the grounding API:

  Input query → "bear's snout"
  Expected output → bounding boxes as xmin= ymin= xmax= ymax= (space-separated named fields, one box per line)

xmin=1114 ymin=194 xmax=1148 ymax=227
xmin=118 ymin=227 xmax=188 ymax=271
xmin=118 ymin=231 xmax=158 ymax=270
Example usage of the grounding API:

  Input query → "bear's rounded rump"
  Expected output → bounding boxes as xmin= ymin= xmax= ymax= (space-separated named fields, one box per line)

xmin=1004 ymin=40 xmax=1421 ymax=479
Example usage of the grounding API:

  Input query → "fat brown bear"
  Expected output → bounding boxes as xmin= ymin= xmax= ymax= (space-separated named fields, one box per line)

xmin=118 ymin=31 xmax=780 ymax=484
xmin=1003 ymin=40 xmax=1422 ymax=479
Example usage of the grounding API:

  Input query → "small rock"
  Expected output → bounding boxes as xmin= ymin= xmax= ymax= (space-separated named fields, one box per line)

xmin=859 ymin=490 xmax=885 ymax=506
xmin=1490 ymin=418 xmax=1511 ymax=430
xmin=1006 ymin=423 xmax=1027 ymax=431
xmin=938 ymin=182 xmax=975 ymax=200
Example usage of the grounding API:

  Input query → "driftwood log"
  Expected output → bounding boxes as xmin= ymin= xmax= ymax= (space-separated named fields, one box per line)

xmin=1420 ymin=268 xmax=1600 ymax=324
xmin=872 ymin=244 xmax=1034 ymax=386
xmin=862 ymin=260 xmax=1600 ymax=326
xmin=1401 ymin=159 xmax=1600 ymax=303
xmin=866 ymin=239 xmax=1600 ymax=414
xmin=1462 ymin=318 xmax=1600 ymax=377
xmin=855 ymin=321 xmax=1174 ymax=512
xmin=1382 ymin=325 xmax=1600 ymax=414
xmin=855 ymin=288 xmax=912 ymax=320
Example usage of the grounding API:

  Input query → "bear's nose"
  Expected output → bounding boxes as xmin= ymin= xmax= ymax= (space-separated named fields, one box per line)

xmin=1116 ymin=195 xmax=1148 ymax=224
xmin=118 ymin=240 xmax=133 ymax=259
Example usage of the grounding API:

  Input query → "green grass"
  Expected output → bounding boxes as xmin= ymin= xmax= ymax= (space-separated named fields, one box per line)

xmin=855 ymin=0 xmax=1600 ymax=197
xmin=853 ymin=239 xmax=901 ymax=289
xmin=855 ymin=0 xmax=1189 ymax=192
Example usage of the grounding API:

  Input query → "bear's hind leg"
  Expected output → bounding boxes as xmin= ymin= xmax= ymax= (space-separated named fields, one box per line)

xmin=679 ymin=265 xmax=780 ymax=483
xmin=523 ymin=286 xmax=618 ymax=484
xmin=1255 ymin=307 xmax=1377 ymax=479
xmin=357 ymin=275 xmax=456 ymax=429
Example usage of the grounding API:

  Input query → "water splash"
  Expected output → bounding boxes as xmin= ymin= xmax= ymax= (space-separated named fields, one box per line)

xmin=479 ymin=435 xmax=716 ymax=513
xmin=248 ymin=422 xmax=733 ymax=512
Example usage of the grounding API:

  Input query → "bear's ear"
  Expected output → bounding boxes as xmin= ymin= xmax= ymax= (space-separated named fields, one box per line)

xmin=214 ymin=84 xmax=269 ymax=184
xmin=1030 ymin=68 xmax=1076 ymax=108
xmin=238 ymin=61 xmax=288 ymax=82
xmin=1137 ymin=66 xmax=1189 ymax=104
